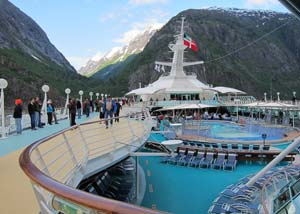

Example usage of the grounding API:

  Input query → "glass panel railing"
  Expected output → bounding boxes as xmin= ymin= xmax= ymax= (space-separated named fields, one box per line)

xmin=52 ymin=196 xmax=93 ymax=214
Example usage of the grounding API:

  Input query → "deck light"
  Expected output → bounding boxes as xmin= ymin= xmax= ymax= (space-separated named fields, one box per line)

xmin=277 ymin=92 xmax=280 ymax=101
xmin=89 ymin=92 xmax=93 ymax=100
xmin=64 ymin=88 xmax=71 ymax=118
xmin=0 ymin=78 xmax=8 ymax=139
xmin=264 ymin=92 xmax=267 ymax=102
xmin=42 ymin=85 xmax=50 ymax=125
xmin=79 ymin=90 xmax=83 ymax=115
xmin=262 ymin=133 xmax=267 ymax=146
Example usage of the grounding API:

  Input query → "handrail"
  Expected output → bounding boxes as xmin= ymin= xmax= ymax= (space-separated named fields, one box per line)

xmin=19 ymin=111 xmax=164 ymax=214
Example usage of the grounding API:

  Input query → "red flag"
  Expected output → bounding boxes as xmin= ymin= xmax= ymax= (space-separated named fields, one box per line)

xmin=183 ymin=33 xmax=198 ymax=51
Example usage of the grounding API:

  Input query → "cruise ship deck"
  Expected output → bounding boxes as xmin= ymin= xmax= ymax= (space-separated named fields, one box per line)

xmin=1 ymin=111 xmax=150 ymax=214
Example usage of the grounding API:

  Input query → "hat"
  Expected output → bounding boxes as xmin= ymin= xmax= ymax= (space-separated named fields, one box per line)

xmin=47 ymin=100 xmax=52 ymax=104
xmin=15 ymin=99 xmax=22 ymax=105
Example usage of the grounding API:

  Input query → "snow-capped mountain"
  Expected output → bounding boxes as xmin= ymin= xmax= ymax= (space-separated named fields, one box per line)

xmin=78 ymin=24 xmax=163 ymax=77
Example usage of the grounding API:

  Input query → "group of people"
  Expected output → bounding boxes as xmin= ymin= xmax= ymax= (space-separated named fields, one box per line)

xmin=12 ymin=97 xmax=59 ymax=135
xmin=68 ymin=95 xmax=122 ymax=129
xmin=12 ymin=95 xmax=124 ymax=135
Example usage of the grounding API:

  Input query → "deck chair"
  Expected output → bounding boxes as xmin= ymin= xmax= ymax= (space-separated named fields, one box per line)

xmin=200 ymin=152 xmax=214 ymax=168
xmin=211 ymin=153 xmax=226 ymax=169
xmin=177 ymin=150 xmax=196 ymax=166
xmin=224 ymin=153 xmax=237 ymax=170
xmin=189 ymin=152 xmax=204 ymax=167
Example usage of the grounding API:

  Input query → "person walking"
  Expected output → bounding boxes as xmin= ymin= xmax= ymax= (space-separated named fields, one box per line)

xmin=84 ymin=98 xmax=90 ymax=117
xmin=68 ymin=98 xmax=77 ymax=126
xmin=76 ymin=99 xmax=82 ymax=119
xmin=51 ymin=100 xmax=59 ymax=124
xmin=115 ymin=99 xmax=122 ymax=123
xmin=35 ymin=97 xmax=43 ymax=128
xmin=28 ymin=98 xmax=36 ymax=130
xmin=47 ymin=100 xmax=53 ymax=125
xmin=98 ymin=98 xmax=104 ymax=123
xmin=13 ymin=99 xmax=23 ymax=134
xmin=103 ymin=95 xmax=117 ymax=129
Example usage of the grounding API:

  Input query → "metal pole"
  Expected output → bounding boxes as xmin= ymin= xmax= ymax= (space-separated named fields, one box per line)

xmin=43 ymin=91 xmax=47 ymax=125
xmin=1 ymin=88 xmax=6 ymax=139
xmin=80 ymin=95 xmax=83 ymax=116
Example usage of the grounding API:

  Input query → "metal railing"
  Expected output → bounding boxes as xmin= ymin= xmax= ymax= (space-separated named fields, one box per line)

xmin=1 ymin=107 xmax=66 ymax=135
xmin=19 ymin=110 xmax=163 ymax=214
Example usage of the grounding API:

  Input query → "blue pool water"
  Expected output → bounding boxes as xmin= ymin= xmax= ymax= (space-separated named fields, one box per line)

xmin=140 ymin=156 xmax=264 ymax=214
xmin=185 ymin=121 xmax=292 ymax=141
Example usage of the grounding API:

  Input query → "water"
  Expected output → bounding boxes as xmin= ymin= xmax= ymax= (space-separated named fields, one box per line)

xmin=140 ymin=156 xmax=264 ymax=214
xmin=185 ymin=121 xmax=291 ymax=141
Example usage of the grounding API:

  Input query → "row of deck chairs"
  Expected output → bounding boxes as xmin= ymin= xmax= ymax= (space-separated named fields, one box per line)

xmin=209 ymin=164 xmax=300 ymax=214
xmin=81 ymin=159 xmax=135 ymax=202
xmin=161 ymin=148 xmax=238 ymax=170
xmin=183 ymin=141 xmax=271 ymax=151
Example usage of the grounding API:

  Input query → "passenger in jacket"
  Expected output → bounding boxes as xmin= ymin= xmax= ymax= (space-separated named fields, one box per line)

xmin=68 ymin=98 xmax=77 ymax=126
xmin=27 ymin=98 xmax=36 ymax=130
xmin=103 ymin=95 xmax=117 ymax=129
xmin=47 ymin=100 xmax=54 ymax=125
xmin=13 ymin=99 xmax=23 ymax=134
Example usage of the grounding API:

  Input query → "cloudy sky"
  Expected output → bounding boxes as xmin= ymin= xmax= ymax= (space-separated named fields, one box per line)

xmin=10 ymin=0 xmax=288 ymax=69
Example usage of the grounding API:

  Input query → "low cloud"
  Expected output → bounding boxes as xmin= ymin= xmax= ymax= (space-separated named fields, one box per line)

xmin=66 ymin=56 xmax=90 ymax=70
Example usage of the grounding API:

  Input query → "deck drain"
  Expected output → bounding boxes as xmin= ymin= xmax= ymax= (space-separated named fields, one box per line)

xmin=147 ymin=170 xmax=151 ymax=177
xmin=149 ymin=184 xmax=153 ymax=193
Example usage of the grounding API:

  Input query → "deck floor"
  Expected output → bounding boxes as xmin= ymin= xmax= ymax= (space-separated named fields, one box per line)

xmin=0 ymin=114 xmax=98 ymax=214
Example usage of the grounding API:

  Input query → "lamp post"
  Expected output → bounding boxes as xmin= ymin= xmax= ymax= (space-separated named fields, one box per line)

xmin=89 ymin=92 xmax=93 ymax=101
xmin=101 ymin=93 xmax=104 ymax=100
xmin=64 ymin=88 xmax=71 ymax=118
xmin=41 ymin=85 xmax=50 ymax=125
xmin=293 ymin=91 xmax=296 ymax=105
xmin=277 ymin=92 xmax=280 ymax=102
xmin=96 ymin=93 xmax=99 ymax=99
xmin=264 ymin=92 xmax=267 ymax=102
xmin=262 ymin=133 xmax=267 ymax=147
xmin=105 ymin=94 xmax=107 ymax=99
xmin=0 ymin=78 xmax=8 ymax=139
xmin=79 ymin=90 xmax=83 ymax=116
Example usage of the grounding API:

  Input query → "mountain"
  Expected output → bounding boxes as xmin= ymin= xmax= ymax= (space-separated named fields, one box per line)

xmin=0 ymin=0 xmax=101 ymax=107
xmin=105 ymin=8 xmax=300 ymax=99
xmin=78 ymin=24 xmax=162 ymax=79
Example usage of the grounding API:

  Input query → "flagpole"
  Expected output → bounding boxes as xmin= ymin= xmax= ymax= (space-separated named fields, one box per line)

xmin=180 ymin=16 xmax=185 ymax=40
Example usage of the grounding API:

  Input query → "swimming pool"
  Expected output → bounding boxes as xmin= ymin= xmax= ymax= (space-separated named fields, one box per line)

xmin=139 ymin=156 xmax=264 ymax=214
xmin=184 ymin=121 xmax=292 ymax=141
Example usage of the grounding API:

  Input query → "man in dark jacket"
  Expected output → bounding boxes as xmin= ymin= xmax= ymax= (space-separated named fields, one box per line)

xmin=114 ymin=99 xmax=122 ymax=123
xmin=28 ymin=98 xmax=36 ymax=130
xmin=68 ymin=98 xmax=77 ymax=126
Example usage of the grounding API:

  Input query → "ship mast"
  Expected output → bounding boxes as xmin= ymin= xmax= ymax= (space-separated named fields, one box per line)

xmin=155 ymin=17 xmax=204 ymax=77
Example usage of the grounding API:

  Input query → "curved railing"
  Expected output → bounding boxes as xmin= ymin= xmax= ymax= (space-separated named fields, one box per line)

xmin=20 ymin=110 xmax=164 ymax=214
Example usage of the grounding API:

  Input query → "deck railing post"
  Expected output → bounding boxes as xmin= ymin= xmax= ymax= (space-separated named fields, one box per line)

xmin=31 ymin=183 xmax=53 ymax=214
xmin=110 ymin=120 xmax=118 ymax=155
xmin=62 ymin=133 xmax=78 ymax=166
xmin=36 ymin=148 xmax=50 ymax=175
